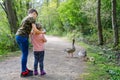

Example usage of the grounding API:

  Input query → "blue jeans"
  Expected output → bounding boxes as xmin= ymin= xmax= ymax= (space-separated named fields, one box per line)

xmin=15 ymin=35 xmax=29 ymax=72
xmin=34 ymin=51 xmax=45 ymax=71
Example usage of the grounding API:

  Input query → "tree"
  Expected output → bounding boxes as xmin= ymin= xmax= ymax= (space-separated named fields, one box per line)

xmin=0 ymin=0 xmax=19 ymax=51
xmin=0 ymin=0 xmax=33 ymax=51
xmin=56 ymin=0 xmax=60 ymax=8
xmin=2 ymin=0 xmax=18 ymax=34
xmin=97 ymin=0 xmax=103 ymax=45
xmin=46 ymin=0 xmax=49 ymax=7
xmin=111 ymin=0 xmax=119 ymax=47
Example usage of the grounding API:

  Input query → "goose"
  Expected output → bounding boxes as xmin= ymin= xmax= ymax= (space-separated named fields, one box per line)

xmin=78 ymin=47 xmax=88 ymax=61
xmin=78 ymin=50 xmax=87 ymax=58
xmin=64 ymin=39 xmax=76 ymax=57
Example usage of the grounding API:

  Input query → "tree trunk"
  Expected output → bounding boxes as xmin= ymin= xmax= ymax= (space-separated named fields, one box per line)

xmin=47 ymin=0 xmax=49 ymax=7
xmin=26 ymin=0 xmax=32 ymax=10
xmin=4 ymin=0 xmax=18 ymax=34
xmin=111 ymin=0 xmax=119 ymax=47
xmin=56 ymin=0 xmax=60 ymax=8
xmin=3 ymin=0 xmax=18 ymax=51
xmin=97 ymin=0 xmax=103 ymax=45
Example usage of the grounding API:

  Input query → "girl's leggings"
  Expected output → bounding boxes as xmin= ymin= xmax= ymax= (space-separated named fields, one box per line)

xmin=34 ymin=51 xmax=45 ymax=71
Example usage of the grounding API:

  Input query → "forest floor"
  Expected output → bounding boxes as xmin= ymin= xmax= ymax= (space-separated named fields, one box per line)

xmin=0 ymin=36 xmax=87 ymax=80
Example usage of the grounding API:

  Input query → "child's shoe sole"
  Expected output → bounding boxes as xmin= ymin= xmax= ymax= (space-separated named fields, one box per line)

xmin=41 ymin=71 xmax=46 ymax=76
xmin=20 ymin=71 xmax=33 ymax=77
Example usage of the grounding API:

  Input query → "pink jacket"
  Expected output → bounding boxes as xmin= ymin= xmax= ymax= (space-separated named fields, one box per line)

xmin=30 ymin=33 xmax=47 ymax=51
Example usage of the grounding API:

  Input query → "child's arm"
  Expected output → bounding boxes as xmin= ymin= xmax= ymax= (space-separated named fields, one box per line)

xmin=43 ymin=38 xmax=47 ymax=42
xmin=29 ymin=33 xmax=33 ymax=44
xmin=42 ymin=35 xmax=47 ymax=42
xmin=32 ymin=23 xmax=45 ymax=34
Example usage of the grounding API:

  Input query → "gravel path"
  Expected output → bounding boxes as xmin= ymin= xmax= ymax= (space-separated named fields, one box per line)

xmin=0 ymin=36 xmax=86 ymax=80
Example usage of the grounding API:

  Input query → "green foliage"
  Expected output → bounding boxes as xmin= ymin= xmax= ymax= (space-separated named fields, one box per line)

xmin=13 ymin=0 xmax=31 ymax=24
xmin=116 ymin=0 xmax=120 ymax=30
xmin=0 ymin=0 xmax=30 ymax=54
xmin=37 ymin=0 xmax=64 ymax=35
xmin=0 ymin=27 xmax=13 ymax=55
xmin=0 ymin=19 xmax=16 ymax=54
xmin=103 ymin=29 xmax=113 ymax=44
xmin=58 ymin=0 xmax=89 ymax=33
xmin=37 ymin=0 xmax=120 ymax=49
xmin=79 ymin=43 xmax=120 ymax=80
xmin=0 ymin=7 xmax=11 ymax=54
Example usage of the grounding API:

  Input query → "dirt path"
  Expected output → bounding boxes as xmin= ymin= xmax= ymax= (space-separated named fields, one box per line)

xmin=0 ymin=36 xmax=86 ymax=80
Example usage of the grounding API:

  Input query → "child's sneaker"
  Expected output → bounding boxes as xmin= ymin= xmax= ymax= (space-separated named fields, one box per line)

xmin=34 ymin=70 xmax=38 ymax=75
xmin=40 ymin=70 xmax=46 ymax=76
xmin=20 ymin=71 xmax=33 ymax=77
xmin=26 ymin=68 xmax=33 ymax=73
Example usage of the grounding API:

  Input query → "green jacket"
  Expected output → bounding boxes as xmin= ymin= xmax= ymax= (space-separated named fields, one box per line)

xmin=16 ymin=16 xmax=35 ymax=37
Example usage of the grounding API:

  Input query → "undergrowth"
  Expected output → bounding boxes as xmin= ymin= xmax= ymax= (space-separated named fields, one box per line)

xmin=79 ymin=43 xmax=120 ymax=80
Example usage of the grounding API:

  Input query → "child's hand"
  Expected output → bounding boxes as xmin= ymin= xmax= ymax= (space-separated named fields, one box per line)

xmin=42 ymin=31 xmax=46 ymax=34
xmin=42 ymin=29 xmax=46 ymax=34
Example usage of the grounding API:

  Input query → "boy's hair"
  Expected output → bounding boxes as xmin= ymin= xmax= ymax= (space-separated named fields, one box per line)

xmin=28 ymin=8 xmax=38 ymax=15
xmin=36 ymin=23 xmax=42 ymax=30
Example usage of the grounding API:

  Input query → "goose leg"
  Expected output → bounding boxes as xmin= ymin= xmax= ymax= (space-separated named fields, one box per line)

xmin=69 ymin=53 xmax=71 ymax=58
xmin=71 ymin=53 xmax=73 ymax=57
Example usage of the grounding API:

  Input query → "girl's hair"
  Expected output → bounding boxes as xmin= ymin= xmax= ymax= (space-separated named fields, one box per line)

xmin=28 ymin=8 xmax=38 ymax=15
xmin=36 ymin=23 xmax=42 ymax=30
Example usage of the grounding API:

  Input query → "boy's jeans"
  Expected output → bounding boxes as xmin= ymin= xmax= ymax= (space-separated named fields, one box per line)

xmin=34 ymin=51 xmax=44 ymax=71
xmin=15 ymin=35 xmax=29 ymax=72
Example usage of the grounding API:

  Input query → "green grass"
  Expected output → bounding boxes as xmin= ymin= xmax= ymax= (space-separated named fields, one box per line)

xmin=77 ymin=41 xmax=120 ymax=80
xmin=0 ymin=51 xmax=21 ymax=62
